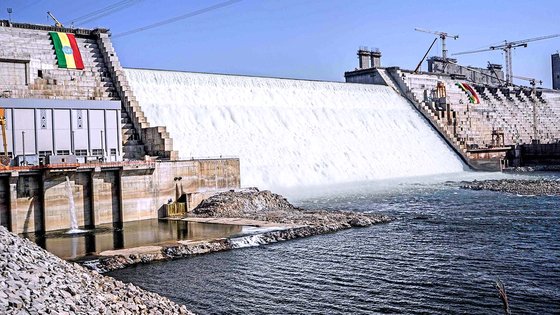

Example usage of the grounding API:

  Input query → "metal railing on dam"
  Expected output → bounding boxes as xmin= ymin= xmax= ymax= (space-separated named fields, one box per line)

xmin=0 ymin=160 xmax=157 ymax=173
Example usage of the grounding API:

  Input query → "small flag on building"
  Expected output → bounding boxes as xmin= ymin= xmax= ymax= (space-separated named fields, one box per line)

xmin=49 ymin=32 xmax=84 ymax=70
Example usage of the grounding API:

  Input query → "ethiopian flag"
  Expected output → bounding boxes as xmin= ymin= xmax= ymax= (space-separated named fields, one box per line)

xmin=455 ymin=82 xmax=480 ymax=104
xmin=49 ymin=32 xmax=84 ymax=70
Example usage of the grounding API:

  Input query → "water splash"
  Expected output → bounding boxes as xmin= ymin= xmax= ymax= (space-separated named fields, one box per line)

xmin=230 ymin=234 xmax=268 ymax=248
xmin=65 ymin=176 xmax=86 ymax=234
xmin=126 ymin=69 xmax=466 ymax=189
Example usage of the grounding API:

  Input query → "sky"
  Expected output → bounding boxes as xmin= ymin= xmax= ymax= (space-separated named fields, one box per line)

xmin=2 ymin=0 xmax=559 ymax=87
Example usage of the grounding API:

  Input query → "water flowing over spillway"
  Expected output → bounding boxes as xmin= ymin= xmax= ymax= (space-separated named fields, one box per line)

xmin=125 ymin=68 xmax=465 ymax=189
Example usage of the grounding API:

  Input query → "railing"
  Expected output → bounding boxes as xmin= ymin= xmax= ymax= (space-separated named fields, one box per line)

xmin=0 ymin=160 xmax=156 ymax=172
xmin=167 ymin=156 xmax=240 ymax=162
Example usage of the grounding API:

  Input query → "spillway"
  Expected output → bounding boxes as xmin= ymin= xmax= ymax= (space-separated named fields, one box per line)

xmin=125 ymin=68 xmax=465 ymax=189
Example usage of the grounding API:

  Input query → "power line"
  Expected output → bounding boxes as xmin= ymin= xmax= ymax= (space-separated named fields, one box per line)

xmin=113 ymin=0 xmax=242 ymax=38
xmin=68 ymin=0 xmax=132 ymax=23
xmin=77 ymin=0 xmax=141 ymax=26
xmin=67 ymin=0 xmax=141 ymax=26
xmin=18 ymin=0 xmax=44 ymax=13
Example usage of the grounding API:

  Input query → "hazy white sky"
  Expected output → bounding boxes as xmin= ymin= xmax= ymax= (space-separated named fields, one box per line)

xmin=3 ymin=0 xmax=559 ymax=87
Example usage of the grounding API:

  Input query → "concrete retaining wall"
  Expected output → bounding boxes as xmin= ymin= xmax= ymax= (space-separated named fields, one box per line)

xmin=1 ymin=158 xmax=240 ymax=234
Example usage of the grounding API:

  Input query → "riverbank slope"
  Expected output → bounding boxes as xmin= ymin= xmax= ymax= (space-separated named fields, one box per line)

xmin=0 ymin=226 xmax=192 ymax=314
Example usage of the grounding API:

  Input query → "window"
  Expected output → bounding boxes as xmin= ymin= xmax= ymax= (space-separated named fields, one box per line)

xmin=92 ymin=149 xmax=103 ymax=156
xmin=38 ymin=70 xmax=43 ymax=78
xmin=56 ymin=150 xmax=70 ymax=155
xmin=110 ymin=148 xmax=117 ymax=155
xmin=38 ymin=151 xmax=52 ymax=157
xmin=75 ymin=149 xmax=88 ymax=156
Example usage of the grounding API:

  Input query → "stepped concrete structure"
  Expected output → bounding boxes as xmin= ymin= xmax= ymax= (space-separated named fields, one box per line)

xmin=346 ymin=50 xmax=560 ymax=170
xmin=0 ymin=21 xmax=240 ymax=233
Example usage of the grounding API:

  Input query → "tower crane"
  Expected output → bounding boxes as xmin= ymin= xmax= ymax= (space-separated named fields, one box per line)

xmin=47 ymin=11 xmax=63 ymax=28
xmin=453 ymin=33 xmax=560 ymax=85
xmin=512 ymin=75 xmax=542 ymax=89
xmin=414 ymin=28 xmax=459 ymax=61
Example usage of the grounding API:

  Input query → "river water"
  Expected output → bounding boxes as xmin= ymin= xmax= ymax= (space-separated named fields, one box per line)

xmin=108 ymin=173 xmax=559 ymax=314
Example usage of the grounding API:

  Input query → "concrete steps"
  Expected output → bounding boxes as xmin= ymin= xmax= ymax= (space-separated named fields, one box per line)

xmin=96 ymin=32 xmax=176 ymax=160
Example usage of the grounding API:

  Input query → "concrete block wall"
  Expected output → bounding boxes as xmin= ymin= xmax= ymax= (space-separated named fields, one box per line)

xmin=0 ymin=24 xmax=117 ymax=101
xmin=397 ymin=71 xmax=560 ymax=148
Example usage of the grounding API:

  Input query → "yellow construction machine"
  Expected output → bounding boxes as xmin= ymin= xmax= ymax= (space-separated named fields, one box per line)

xmin=0 ymin=108 xmax=10 ymax=167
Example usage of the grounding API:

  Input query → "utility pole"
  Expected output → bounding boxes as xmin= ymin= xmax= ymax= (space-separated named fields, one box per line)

xmin=22 ymin=131 xmax=26 ymax=166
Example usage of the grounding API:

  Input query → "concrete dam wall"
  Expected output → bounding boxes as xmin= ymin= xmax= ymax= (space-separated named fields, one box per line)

xmin=125 ymin=69 xmax=465 ymax=189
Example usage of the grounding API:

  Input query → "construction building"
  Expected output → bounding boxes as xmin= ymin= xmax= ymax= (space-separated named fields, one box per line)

xmin=553 ymin=52 xmax=560 ymax=90
xmin=345 ymin=48 xmax=560 ymax=170
xmin=0 ymin=20 xmax=239 ymax=234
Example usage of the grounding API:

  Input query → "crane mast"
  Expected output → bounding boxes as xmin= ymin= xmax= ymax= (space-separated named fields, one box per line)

xmin=415 ymin=28 xmax=459 ymax=61
xmin=453 ymin=33 xmax=560 ymax=85
xmin=47 ymin=11 xmax=63 ymax=28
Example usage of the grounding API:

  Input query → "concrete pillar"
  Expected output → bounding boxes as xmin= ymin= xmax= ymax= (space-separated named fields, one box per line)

xmin=370 ymin=50 xmax=382 ymax=68
xmin=358 ymin=49 xmax=370 ymax=69
xmin=11 ymin=174 xmax=44 ymax=234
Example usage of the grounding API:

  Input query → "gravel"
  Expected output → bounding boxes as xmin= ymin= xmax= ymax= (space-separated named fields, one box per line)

xmin=460 ymin=178 xmax=560 ymax=196
xmin=0 ymin=226 xmax=193 ymax=314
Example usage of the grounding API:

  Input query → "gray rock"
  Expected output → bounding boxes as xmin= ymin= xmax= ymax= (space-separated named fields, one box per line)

xmin=0 ymin=226 xmax=194 ymax=314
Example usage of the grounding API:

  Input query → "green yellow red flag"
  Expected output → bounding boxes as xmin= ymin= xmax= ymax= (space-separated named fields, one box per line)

xmin=49 ymin=32 xmax=84 ymax=70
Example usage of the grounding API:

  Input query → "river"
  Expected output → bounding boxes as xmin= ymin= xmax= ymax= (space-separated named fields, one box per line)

xmin=108 ymin=173 xmax=560 ymax=314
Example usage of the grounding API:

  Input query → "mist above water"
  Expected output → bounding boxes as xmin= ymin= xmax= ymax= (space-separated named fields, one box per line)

xmin=126 ymin=69 xmax=465 ymax=190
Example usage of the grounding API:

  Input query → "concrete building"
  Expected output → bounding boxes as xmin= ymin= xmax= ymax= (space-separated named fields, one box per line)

xmin=346 ymin=49 xmax=560 ymax=170
xmin=0 ymin=21 xmax=240 ymax=233
xmin=0 ymin=21 xmax=123 ymax=163
xmin=1 ymin=98 xmax=121 ymax=164
xmin=553 ymin=52 xmax=560 ymax=90
xmin=427 ymin=56 xmax=505 ymax=86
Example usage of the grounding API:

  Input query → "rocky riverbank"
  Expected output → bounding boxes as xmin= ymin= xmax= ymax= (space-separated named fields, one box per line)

xmin=0 ymin=226 xmax=192 ymax=314
xmin=94 ymin=188 xmax=391 ymax=272
xmin=192 ymin=188 xmax=389 ymax=227
xmin=460 ymin=179 xmax=560 ymax=196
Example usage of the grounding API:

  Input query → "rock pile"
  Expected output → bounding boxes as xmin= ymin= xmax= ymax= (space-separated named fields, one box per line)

xmin=460 ymin=179 xmax=560 ymax=196
xmin=193 ymin=188 xmax=391 ymax=228
xmin=0 ymin=226 xmax=192 ymax=314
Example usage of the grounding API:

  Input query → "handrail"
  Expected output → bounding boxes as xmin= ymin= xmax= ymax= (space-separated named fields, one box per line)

xmin=0 ymin=156 xmax=241 ymax=172
xmin=0 ymin=160 xmax=157 ymax=172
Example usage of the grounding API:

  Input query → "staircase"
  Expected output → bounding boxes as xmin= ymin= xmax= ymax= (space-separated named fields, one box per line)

xmin=95 ymin=30 xmax=177 ymax=160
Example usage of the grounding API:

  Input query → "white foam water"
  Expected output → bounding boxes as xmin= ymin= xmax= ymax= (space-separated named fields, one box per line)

xmin=65 ymin=176 xmax=88 ymax=234
xmin=230 ymin=234 xmax=269 ymax=249
xmin=125 ymin=69 xmax=465 ymax=189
